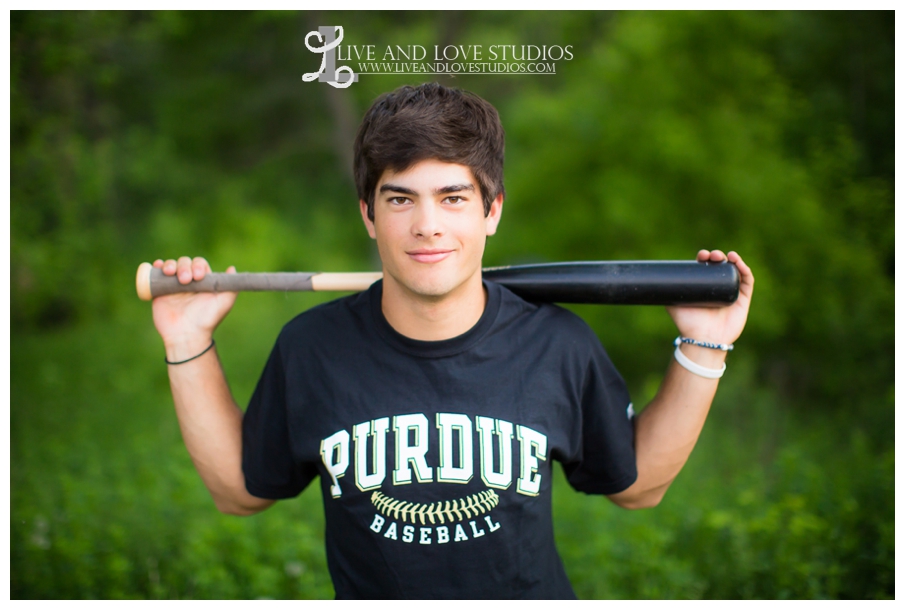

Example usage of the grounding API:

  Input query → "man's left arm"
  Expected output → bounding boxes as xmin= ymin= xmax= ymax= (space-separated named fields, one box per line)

xmin=607 ymin=249 xmax=754 ymax=510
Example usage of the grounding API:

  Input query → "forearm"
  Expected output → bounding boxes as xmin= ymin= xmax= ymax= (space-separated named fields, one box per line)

xmin=609 ymin=344 xmax=726 ymax=509
xmin=165 ymin=337 xmax=274 ymax=516
xmin=607 ymin=250 xmax=753 ymax=509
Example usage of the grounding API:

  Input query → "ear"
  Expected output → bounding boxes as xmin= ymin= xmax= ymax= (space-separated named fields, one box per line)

xmin=484 ymin=193 xmax=504 ymax=236
xmin=360 ymin=199 xmax=377 ymax=239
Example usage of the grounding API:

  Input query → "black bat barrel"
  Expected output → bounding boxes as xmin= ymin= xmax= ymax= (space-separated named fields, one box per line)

xmin=482 ymin=261 xmax=739 ymax=305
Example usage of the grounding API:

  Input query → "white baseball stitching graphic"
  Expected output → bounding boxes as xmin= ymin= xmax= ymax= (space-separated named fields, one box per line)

xmin=371 ymin=489 xmax=500 ymax=525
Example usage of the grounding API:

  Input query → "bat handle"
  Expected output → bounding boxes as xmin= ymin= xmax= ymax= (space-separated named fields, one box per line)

xmin=135 ymin=262 xmax=375 ymax=300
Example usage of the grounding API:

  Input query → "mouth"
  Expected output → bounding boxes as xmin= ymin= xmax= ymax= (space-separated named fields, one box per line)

xmin=407 ymin=249 xmax=454 ymax=264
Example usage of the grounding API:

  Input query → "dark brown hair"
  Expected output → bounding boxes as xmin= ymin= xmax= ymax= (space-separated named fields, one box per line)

xmin=353 ymin=83 xmax=505 ymax=221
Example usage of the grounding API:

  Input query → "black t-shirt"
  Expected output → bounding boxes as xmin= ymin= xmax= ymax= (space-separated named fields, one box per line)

xmin=242 ymin=280 xmax=637 ymax=599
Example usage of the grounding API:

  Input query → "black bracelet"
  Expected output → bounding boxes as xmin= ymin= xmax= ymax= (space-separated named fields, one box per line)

xmin=165 ymin=340 xmax=216 ymax=365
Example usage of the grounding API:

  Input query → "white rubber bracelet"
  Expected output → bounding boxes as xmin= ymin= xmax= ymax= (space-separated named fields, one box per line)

xmin=674 ymin=345 xmax=726 ymax=379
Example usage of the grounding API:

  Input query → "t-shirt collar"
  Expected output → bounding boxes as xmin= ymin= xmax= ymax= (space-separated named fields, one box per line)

xmin=369 ymin=279 xmax=502 ymax=358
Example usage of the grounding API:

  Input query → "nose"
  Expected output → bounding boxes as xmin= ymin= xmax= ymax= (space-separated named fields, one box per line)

xmin=412 ymin=201 xmax=443 ymax=238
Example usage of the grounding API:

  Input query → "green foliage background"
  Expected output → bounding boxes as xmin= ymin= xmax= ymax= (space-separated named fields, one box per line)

xmin=11 ymin=11 xmax=894 ymax=599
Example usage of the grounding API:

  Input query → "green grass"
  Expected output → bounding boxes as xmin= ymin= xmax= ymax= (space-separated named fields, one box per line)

xmin=11 ymin=297 xmax=894 ymax=599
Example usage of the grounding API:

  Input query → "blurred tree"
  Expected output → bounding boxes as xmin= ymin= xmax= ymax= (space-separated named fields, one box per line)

xmin=489 ymin=11 xmax=893 ymax=407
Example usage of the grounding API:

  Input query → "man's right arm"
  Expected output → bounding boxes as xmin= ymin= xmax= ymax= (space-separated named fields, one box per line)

xmin=152 ymin=256 xmax=274 ymax=516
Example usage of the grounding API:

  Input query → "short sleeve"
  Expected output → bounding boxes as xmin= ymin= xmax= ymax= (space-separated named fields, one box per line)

xmin=561 ymin=341 xmax=637 ymax=495
xmin=242 ymin=339 xmax=317 ymax=499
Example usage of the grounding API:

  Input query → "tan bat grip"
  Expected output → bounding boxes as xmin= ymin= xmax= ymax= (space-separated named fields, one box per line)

xmin=311 ymin=273 xmax=386 ymax=292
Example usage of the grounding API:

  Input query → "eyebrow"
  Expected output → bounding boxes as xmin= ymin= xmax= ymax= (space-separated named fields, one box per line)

xmin=434 ymin=183 xmax=475 ymax=196
xmin=378 ymin=183 xmax=476 ymax=196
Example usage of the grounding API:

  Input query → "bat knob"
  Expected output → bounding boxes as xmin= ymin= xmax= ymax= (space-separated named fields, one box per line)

xmin=136 ymin=262 xmax=153 ymax=301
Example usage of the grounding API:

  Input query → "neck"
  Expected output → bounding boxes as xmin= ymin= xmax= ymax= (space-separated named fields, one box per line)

xmin=380 ymin=272 xmax=487 ymax=341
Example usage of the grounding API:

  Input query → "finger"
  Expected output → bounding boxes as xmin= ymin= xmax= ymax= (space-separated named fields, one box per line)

xmin=153 ymin=259 xmax=164 ymax=269
xmin=192 ymin=257 xmax=210 ymax=281
xmin=727 ymin=251 xmax=749 ymax=275
xmin=162 ymin=259 xmax=178 ymax=276
xmin=696 ymin=249 xmax=710 ymax=262
xmin=176 ymin=256 xmax=194 ymax=285
xmin=216 ymin=266 xmax=240 ymax=302
xmin=728 ymin=252 xmax=754 ymax=295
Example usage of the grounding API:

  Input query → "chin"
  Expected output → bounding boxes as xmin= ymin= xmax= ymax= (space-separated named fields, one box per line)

xmin=387 ymin=261 xmax=480 ymax=300
xmin=404 ymin=278 xmax=456 ymax=299
xmin=390 ymin=269 xmax=460 ymax=300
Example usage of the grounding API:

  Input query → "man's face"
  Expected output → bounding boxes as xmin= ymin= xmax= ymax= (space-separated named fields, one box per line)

xmin=360 ymin=159 xmax=503 ymax=302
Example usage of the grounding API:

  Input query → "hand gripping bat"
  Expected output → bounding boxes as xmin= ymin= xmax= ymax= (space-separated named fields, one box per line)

xmin=136 ymin=261 xmax=739 ymax=305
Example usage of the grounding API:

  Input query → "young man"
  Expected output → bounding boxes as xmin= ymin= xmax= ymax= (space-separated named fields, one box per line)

xmin=151 ymin=83 xmax=754 ymax=599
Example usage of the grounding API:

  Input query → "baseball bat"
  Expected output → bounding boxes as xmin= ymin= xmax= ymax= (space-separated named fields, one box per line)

xmin=136 ymin=261 xmax=739 ymax=305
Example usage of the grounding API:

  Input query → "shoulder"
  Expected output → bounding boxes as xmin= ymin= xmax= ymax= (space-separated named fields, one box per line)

xmin=276 ymin=290 xmax=370 ymax=348
xmin=492 ymin=285 xmax=626 ymax=391
xmin=496 ymin=283 xmax=595 ymax=330
xmin=494 ymin=283 xmax=604 ymax=353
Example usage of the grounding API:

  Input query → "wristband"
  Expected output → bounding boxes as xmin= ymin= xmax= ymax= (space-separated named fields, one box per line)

xmin=165 ymin=339 xmax=215 ymax=365
xmin=673 ymin=345 xmax=726 ymax=379
xmin=674 ymin=336 xmax=734 ymax=351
